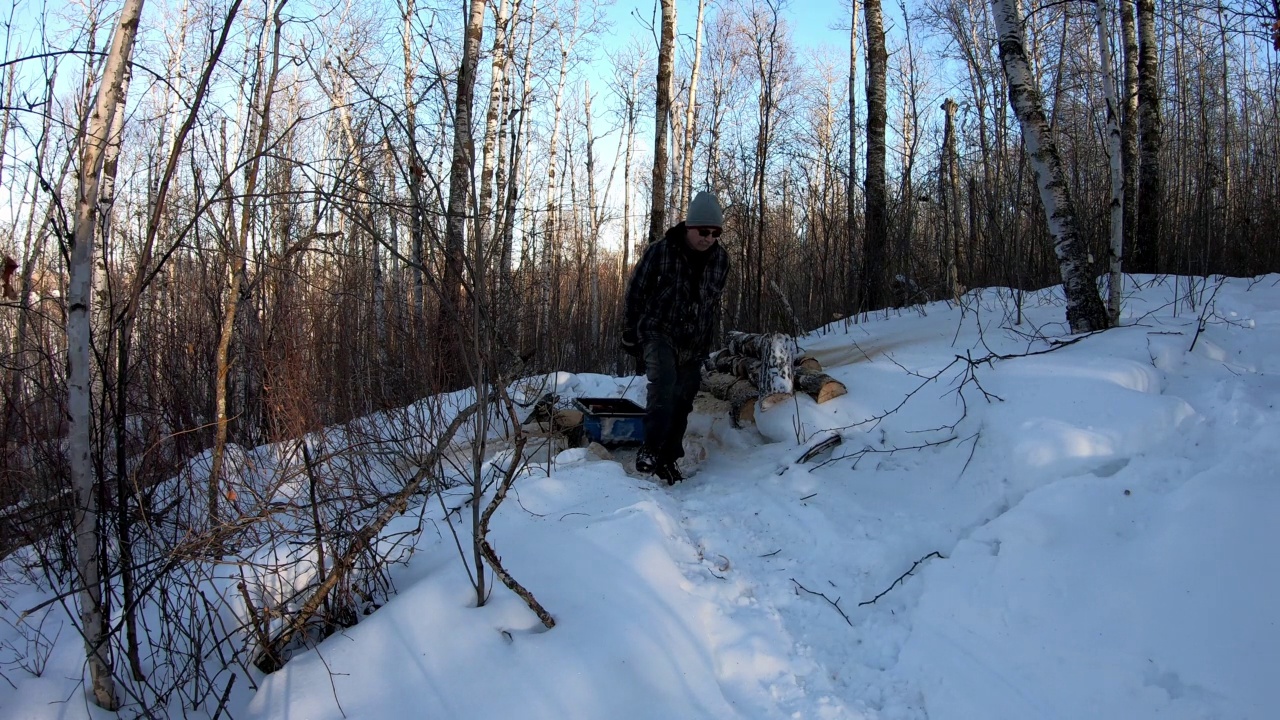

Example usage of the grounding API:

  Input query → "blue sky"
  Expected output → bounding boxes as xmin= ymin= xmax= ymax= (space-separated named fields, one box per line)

xmin=604 ymin=0 xmax=907 ymax=55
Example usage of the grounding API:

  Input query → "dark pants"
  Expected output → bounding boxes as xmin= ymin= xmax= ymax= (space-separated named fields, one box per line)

xmin=642 ymin=340 xmax=702 ymax=464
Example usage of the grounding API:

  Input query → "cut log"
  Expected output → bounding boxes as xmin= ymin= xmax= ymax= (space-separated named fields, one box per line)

xmin=726 ymin=331 xmax=801 ymax=362
xmin=725 ymin=331 xmax=796 ymax=397
xmin=759 ymin=392 xmax=792 ymax=412
xmin=714 ymin=347 xmax=818 ymax=373
xmin=795 ymin=355 xmax=822 ymax=372
xmin=708 ymin=351 xmax=806 ymax=410
xmin=700 ymin=370 xmax=757 ymax=427
xmin=708 ymin=349 xmax=756 ymax=378
xmin=794 ymin=368 xmax=847 ymax=404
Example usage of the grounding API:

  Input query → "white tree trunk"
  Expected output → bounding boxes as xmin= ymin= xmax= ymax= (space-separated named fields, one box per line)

xmin=445 ymin=0 xmax=487 ymax=603
xmin=401 ymin=0 xmax=425 ymax=321
xmin=67 ymin=0 xmax=146 ymax=709
xmin=539 ymin=18 xmax=570 ymax=352
xmin=477 ymin=0 xmax=512 ymax=250
xmin=679 ymin=0 xmax=706 ymax=205
xmin=649 ymin=0 xmax=676 ymax=244
xmin=1096 ymin=0 xmax=1125 ymax=325
xmin=512 ymin=0 xmax=539 ymax=345
xmin=725 ymin=331 xmax=796 ymax=407
xmin=708 ymin=350 xmax=846 ymax=406
xmin=991 ymin=0 xmax=1108 ymax=333
xmin=846 ymin=0 xmax=859 ymax=312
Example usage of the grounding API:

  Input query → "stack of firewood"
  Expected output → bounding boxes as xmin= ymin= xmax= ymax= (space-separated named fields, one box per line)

xmin=700 ymin=331 xmax=848 ymax=426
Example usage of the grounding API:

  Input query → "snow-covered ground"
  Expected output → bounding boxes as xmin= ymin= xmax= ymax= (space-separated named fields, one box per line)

xmin=3 ymin=275 xmax=1278 ymax=719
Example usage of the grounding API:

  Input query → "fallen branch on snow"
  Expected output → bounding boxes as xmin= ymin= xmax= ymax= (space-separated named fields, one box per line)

xmin=791 ymin=578 xmax=852 ymax=626
xmin=858 ymin=551 xmax=944 ymax=607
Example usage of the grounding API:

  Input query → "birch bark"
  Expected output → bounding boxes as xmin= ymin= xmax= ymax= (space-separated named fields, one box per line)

xmin=444 ymin=0 xmax=487 ymax=600
xmin=863 ymin=0 xmax=888 ymax=311
xmin=1133 ymin=0 xmax=1163 ymax=272
xmin=679 ymin=0 xmax=706 ymax=206
xmin=67 ymin=0 xmax=146 ymax=708
xmin=1119 ymin=0 xmax=1138 ymax=274
xmin=846 ymin=0 xmax=859 ymax=312
xmin=991 ymin=0 xmax=1109 ymax=333
xmin=1097 ymin=0 xmax=1125 ymax=324
xmin=649 ymin=0 xmax=676 ymax=244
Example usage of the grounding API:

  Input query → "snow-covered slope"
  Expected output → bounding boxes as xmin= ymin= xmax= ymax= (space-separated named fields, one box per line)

xmin=3 ymin=276 xmax=1277 ymax=719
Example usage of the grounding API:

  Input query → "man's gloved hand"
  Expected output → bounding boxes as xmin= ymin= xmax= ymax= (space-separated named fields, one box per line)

xmin=621 ymin=328 xmax=642 ymax=357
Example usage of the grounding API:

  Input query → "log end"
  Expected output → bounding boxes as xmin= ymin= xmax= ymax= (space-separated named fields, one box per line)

xmin=816 ymin=381 xmax=847 ymax=404
xmin=759 ymin=392 xmax=793 ymax=412
xmin=796 ymin=356 xmax=822 ymax=372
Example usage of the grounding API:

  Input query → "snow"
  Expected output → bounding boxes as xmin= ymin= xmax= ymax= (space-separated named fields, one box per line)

xmin=3 ymin=275 xmax=1278 ymax=719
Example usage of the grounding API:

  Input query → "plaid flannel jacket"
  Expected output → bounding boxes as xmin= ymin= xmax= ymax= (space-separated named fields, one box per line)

xmin=624 ymin=223 xmax=730 ymax=354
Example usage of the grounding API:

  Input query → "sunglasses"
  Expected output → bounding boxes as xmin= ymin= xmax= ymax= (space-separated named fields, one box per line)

xmin=693 ymin=227 xmax=722 ymax=238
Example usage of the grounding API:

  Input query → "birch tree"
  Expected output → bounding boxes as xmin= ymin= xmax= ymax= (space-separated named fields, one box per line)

xmin=940 ymin=97 xmax=961 ymax=300
xmin=649 ymin=0 xmax=676 ymax=244
xmin=1133 ymin=0 xmax=1162 ymax=272
xmin=1119 ymin=0 xmax=1138 ymax=271
xmin=1097 ymin=0 xmax=1125 ymax=324
xmin=863 ymin=0 xmax=888 ymax=310
xmin=678 ymin=0 xmax=707 ymax=207
xmin=444 ymin=0 xmax=487 ymax=595
xmin=478 ymin=0 xmax=515 ymax=254
xmin=67 ymin=0 xmax=146 ymax=708
xmin=584 ymin=81 xmax=601 ymax=347
xmin=401 ymin=0 xmax=426 ymax=322
xmin=990 ymin=0 xmax=1108 ymax=333
xmin=536 ymin=1 xmax=582 ymax=361
xmin=439 ymin=0 xmax=486 ymax=391
xmin=846 ymin=0 xmax=859 ymax=312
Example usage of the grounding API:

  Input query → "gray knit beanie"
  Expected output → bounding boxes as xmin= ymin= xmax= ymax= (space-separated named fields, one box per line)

xmin=685 ymin=191 xmax=723 ymax=228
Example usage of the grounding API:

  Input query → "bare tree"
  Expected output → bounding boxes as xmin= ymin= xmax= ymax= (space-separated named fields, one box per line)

xmin=649 ymin=0 xmax=676 ymax=244
xmin=401 ymin=0 xmax=426 ymax=323
xmin=66 ymin=0 xmax=146 ymax=708
xmin=940 ymin=97 xmax=962 ymax=300
xmin=1097 ymin=0 xmax=1125 ymax=324
xmin=991 ymin=0 xmax=1108 ymax=333
xmin=748 ymin=0 xmax=785 ymax=327
xmin=584 ymin=80 xmax=602 ymax=347
xmin=209 ymin=0 xmax=287 ymax=523
xmin=1132 ymin=0 xmax=1163 ymax=272
xmin=610 ymin=40 xmax=646 ymax=279
xmin=1119 ymin=0 xmax=1138 ymax=273
xmin=862 ymin=0 xmax=888 ymax=310
xmin=846 ymin=0 xmax=860 ymax=312
xmin=678 ymin=0 xmax=708 ymax=207
xmin=444 ymin=0 xmax=488 ymax=594
xmin=478 ymin=0 xmax=516 ymax=254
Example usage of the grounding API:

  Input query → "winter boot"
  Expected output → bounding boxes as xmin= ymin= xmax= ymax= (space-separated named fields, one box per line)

xmin=635 ymin=447 xmax=658 ymax=475
xmin=655 ymin=461 xmax=684 ymax=486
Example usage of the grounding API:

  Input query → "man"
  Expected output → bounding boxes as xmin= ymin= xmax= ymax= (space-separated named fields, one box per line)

xmin=621 ymin=191 xmax=730 ymax=484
